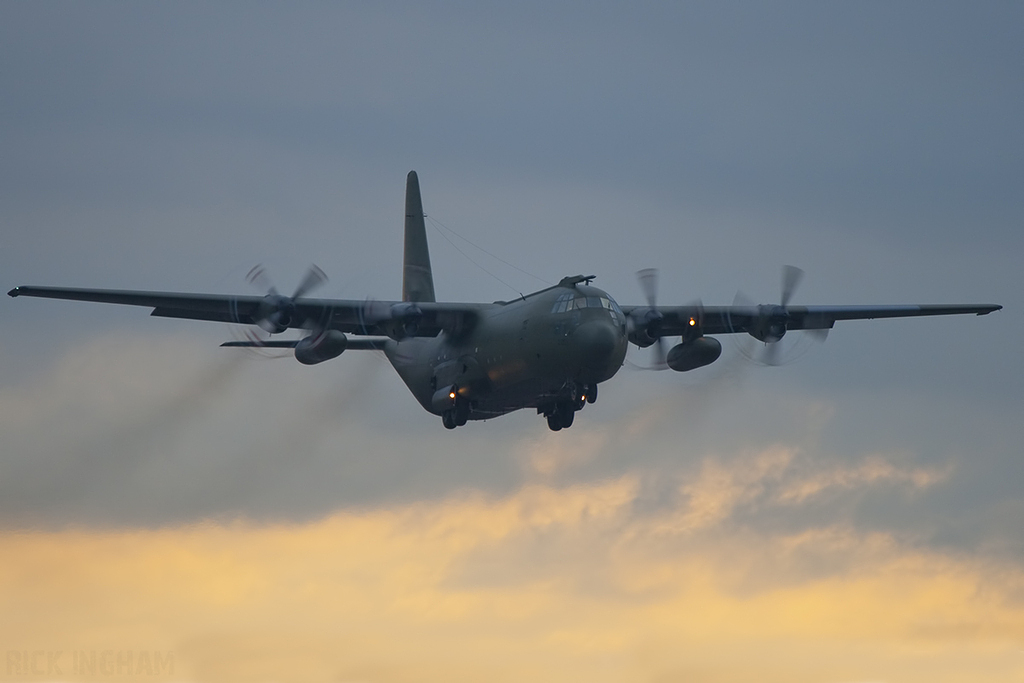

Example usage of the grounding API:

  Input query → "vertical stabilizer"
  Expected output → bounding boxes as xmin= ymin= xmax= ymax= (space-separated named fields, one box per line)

xmin=402 ymin=171 xmax=436 ymax=303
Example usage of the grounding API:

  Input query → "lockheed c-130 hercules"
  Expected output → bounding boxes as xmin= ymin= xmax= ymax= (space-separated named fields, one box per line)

xmin=9 ymin=171 xmax=1002 ymax=431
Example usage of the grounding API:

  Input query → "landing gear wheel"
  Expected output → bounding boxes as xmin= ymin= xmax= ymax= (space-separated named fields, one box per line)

xmin=454 ymin=400 xmax=469 ymax=427
xmin=442 ymin=410 xmax=456 ymax=430
xmin=560 ymin=407 xmax=575 ymax=429
xmin=586 ymin=384 xmax=597 ymax=404
xmin=546 ymin=401 xmax=575 ymax=431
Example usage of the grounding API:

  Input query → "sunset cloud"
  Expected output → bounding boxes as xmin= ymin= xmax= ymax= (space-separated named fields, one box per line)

xmin=3 ymin=457 xmax=1022 ymax=683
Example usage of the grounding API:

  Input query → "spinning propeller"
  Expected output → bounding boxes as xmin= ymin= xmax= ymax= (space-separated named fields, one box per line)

xmin=232 ymin=264 xmax=329 ymax=353
xmin=247 ymin=263 xmax=327 ymax=334
xmin=734 ymin=265 xmax=828 ymax=366
xmin=635 ymin=268 xmax=667 ymax=369
xmin=628 ymin=268 xmax=710 ymax=371
xmin=234 ymin=263 xmax=422 ymax=354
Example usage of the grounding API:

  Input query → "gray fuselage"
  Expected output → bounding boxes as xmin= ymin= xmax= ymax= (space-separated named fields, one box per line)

xmin=384 ymin=283 xmax=628 ymax=420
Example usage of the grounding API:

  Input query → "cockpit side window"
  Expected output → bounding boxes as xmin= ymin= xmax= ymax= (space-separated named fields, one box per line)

xmin=551 ymin=293 xmax=574 ymax=314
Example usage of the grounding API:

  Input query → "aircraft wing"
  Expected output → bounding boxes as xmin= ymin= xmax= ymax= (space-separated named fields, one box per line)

xmin=7 ymin=286 xmax=487 ymax=338
xmin=631 ymin=303 xmax=1003 ymax=338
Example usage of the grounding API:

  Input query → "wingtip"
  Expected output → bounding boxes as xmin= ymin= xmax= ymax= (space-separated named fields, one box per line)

xmin=8 ymin=287 xmax=19 ymax=298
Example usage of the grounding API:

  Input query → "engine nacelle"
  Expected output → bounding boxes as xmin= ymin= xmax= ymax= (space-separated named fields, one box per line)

xmin=294 ymin=330 xmax=347 ymax=365
xmin=387 ymin=302 xmax=424 ymax=340
xmin=627 ymin=308 xmax=663 ymax=348
xmin=666 ymin=336 xmax=722 ymax=372
xmin=255 ymin=294 xmax=295 ymax=334
xmin=748 ymin=305 xmax=788 ymax=343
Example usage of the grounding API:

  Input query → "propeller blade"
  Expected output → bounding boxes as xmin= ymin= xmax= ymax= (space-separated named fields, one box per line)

xmin=806 ymin=327 xmax=830 ymax=343
xmin=781 ymin=265 xmax=804 ymax=307
xmin=732 ymin=290 xmax=758 ymax=317
xmin=292 ymin=264 xmax=327 ymax=300
xmin=731 ymin=267 xmax=826 ymax=367
xmin=637 ymin=268 xmax=658 ymax=308
xmin=357 ymin=298 xmax=390 ymax=334
xmin=652 ymin=336 xmax=668 ymax=370
xmin=762 ymin=341 xmax=782 ymax=366
xmin=691 ymin=298 xmax=705 ymax=326
xmin=246 ymin=264 xmax=278 ymax=296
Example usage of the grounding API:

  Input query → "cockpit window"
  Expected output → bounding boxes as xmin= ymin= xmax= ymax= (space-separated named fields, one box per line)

xmin=550 ymin=293 xmax=574 ymax=314
xmin=552 ymin=292 xmax=624 ymax=318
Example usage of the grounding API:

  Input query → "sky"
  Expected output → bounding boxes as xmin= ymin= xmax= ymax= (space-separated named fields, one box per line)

xmin=1 ymin=2 xmax=1022 ymax=682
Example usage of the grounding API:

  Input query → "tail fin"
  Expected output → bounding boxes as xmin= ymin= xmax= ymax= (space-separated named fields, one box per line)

xmin=402 ymin=171 xmax=436 ymax=303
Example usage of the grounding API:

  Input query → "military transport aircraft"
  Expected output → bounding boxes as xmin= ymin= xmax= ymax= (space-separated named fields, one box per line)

xmin=9 ymin=172 xmax=1002 ymax=431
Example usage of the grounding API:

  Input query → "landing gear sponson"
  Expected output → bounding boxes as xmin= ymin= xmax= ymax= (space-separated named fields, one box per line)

xmin=441 ymin=397 xmax=470 ymax=430
xmin=441 ymin=383 xmax=597 ymax=431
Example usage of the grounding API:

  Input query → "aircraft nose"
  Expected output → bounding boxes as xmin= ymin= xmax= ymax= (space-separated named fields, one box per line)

xmin=573 ymin=319 xmax=620 ymax=369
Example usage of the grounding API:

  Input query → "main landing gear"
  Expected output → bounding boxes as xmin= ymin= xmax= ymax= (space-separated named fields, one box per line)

xmin=442 ymin=397 xmax=470 ymax=430
xmin=543 ymin=383 xmax=597 ymax=432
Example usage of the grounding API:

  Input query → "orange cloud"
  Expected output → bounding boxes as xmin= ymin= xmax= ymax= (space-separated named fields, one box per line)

xmin=2 ymin=464 xmax=1023 ymax=683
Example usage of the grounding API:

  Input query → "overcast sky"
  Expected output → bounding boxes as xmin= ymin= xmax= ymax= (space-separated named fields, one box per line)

xmin=1 ymin=3 xmax=1022 ymax=682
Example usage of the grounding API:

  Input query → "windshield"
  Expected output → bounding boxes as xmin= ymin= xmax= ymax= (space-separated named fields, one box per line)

xmin=551 ymin=293 xmax=624 ymax=320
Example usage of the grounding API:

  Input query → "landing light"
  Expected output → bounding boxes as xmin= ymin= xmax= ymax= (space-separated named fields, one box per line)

xmin=449 ymin=390 xmax=457 ymax=400
xmin=689 ymin=317 xmax=696 ymax=326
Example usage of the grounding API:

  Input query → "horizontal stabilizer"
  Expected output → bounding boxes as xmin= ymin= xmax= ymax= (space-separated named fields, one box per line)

xmin=221 ymin=337 xmax=390 ymax=350
xmin=221 ymin=340 xmax=298 ymax=348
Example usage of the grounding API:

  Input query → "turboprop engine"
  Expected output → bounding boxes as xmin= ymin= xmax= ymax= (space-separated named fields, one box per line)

xmin=294 ymin=330 xmax=348 ymax=365
xmin=387 ymin=302 xmax=423 ymax=340
xmin=746 ymin=305 xmax=789 ymax=344
xmin=740 ymin=265 xmax=805 ymax=344
xmin=627 ymin=307 xmax=663 ymax=347
xmin=666 ymin=337 xmax=722 ymax=372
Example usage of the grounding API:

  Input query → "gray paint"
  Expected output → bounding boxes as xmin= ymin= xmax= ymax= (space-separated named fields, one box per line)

xmin=402 ymin=171 xmax=436 ymax=303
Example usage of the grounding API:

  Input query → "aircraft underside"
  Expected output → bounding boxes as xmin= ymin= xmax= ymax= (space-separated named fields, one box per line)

xmin=384 ymin=311 xmax=625 ymax=431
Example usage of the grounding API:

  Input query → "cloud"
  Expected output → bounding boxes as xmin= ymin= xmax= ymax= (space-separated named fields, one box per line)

xmin=775 ymin=455 xmax=949 ymax=505
xmin=2 ymin=472 xmax=1022 ymax=683
xmin=0 ymin=331 xmax=1018 ymax=569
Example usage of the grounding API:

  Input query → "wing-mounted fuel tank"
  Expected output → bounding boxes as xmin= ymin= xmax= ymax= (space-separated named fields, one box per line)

xmin=665 ymin=336 xmax=722 ymax=372
xmin=294 ymin=330 xmax=348 ymax=365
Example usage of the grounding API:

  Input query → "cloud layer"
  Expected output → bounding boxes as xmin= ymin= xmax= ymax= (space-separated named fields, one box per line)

xmin=4 ymin=469 xmax=1023 ymax=682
